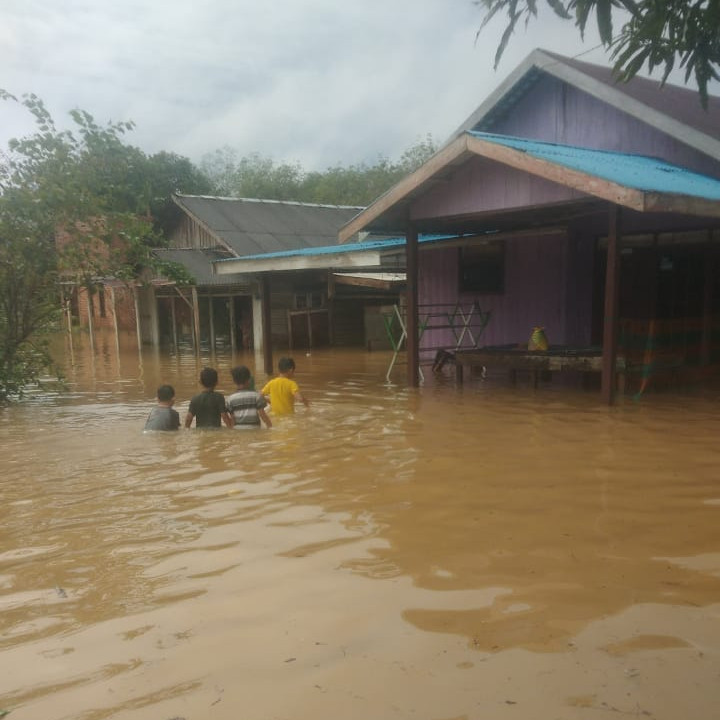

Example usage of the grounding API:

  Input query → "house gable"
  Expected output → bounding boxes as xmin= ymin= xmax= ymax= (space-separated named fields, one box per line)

xmin=486 ymin=75 xmax=720 ymax=178
xmin=451 ymin=48 xmax=720 ymax=167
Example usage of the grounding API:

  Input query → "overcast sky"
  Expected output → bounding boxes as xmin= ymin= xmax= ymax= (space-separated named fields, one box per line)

xmin=1 ymin=0 xmax=633 ymax=171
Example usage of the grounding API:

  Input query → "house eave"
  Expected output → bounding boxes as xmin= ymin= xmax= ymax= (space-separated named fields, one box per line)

xmin=214 ymin=250 xmax=385 ymax=275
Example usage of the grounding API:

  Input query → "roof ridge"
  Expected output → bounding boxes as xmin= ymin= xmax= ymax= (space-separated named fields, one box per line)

xmin=174 ymin=193 xmax=364 ymax=210
xmin=536 ymin=48 xmax=720 ymax=101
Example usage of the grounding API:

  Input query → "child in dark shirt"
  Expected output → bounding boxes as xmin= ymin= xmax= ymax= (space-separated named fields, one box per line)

xmin=184 ymin=367 xmax=233 ymax=429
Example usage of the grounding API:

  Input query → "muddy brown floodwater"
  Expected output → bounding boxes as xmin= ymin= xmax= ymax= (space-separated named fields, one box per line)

xmin=1 ymin=330 xmax=720 ymax=720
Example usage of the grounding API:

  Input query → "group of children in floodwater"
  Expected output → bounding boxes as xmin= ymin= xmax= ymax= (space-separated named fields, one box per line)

xmin=143 ymin=356 xmax=308 ymax=432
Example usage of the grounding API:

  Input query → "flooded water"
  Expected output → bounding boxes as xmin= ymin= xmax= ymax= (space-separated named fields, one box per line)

xmin=2 ymin=330 xmax=720 ymax=720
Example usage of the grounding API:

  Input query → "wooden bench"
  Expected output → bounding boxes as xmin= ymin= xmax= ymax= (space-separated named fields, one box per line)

xmin=454 ymin=345 xmax=614 ymax=388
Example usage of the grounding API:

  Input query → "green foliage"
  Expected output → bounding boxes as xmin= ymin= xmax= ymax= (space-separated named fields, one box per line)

xmin=0 ymin=92 xmax=211 ymax=400
xmin=200 ymin=135 xmax=439 ymax=206
xmin=476 ymin=0 xmax=720 ymax=107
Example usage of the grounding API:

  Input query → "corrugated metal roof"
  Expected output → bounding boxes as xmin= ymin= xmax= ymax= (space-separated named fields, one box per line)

xmin=469 ymin=131 xmax=720 ymax=199
xmin=173 ymin=194 xmax=364 ymax=255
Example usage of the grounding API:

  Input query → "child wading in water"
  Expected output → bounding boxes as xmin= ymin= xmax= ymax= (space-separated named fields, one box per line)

xmin=185 ymin=367 xmax=233 ymax=429
xmin=261 ymin=357 xmax=308 ymax=415
xmin=144 ymin=384 xmax=180 ymax=431
xmin=226 ymin=366 xmax=272 ymax=429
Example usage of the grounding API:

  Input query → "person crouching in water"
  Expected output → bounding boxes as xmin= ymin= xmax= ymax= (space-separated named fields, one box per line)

xmin=144 ymin=384 xmax=180 ymax=431
xmin=185 ymin=367 xmax=233 ymax=429
xmin=226 ymin=365 xmax=272 ymax=429
xmin=261 ymin=357 xmax=308 ymax=416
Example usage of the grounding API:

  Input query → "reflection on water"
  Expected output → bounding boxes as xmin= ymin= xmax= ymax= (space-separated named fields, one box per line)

xmin=1 ymin=329 xmax=720 ymax=719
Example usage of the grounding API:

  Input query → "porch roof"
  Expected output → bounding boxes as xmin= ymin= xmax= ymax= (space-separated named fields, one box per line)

xmin=338 ymin=132 xmax=720 ymax=242
xmin=213 ymin=234 xmax=457 ymax=275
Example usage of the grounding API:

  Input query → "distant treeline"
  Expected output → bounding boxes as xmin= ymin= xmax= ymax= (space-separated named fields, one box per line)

xmin=199 ymin=135 xmax=438 ymax=206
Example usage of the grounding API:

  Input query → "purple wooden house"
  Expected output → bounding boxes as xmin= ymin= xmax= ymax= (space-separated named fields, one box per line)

xmin=339 ymin=49 xmax=720 ymax=402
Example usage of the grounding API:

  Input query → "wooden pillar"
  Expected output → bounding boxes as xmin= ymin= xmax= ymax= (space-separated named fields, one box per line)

xmin=229 ymin=296 xmax=237 ymax=355
xmin=700 ymin=235 xmax=714 ymax=365
xmin=65 ymin=288 xmax=75 ymax=366
xmin=132 ymin=285 xmax=142 ymax=349
xmin=191 ymin=286 xmax=201 ymax=356
xmin=261 ymin=275 xmax=273 ymax=375
xmin=287 ymin=311 xmax=294 ymax=351
xmin=601 ymin=206 xmax=621 ymax=404
xmin=149 ymin=286 xmax=160 ymax=348
xmin=170 ymin=296 xmax=179 ymax=353
xmin=109 ymin=285 xmax=120 ymax=359
xmin=64 ymin=288 xmax=73 ymax=333
xmin=86 ymin=287 xmax=95 ymax=354
xmin=406 ymin=224 xmax=420 ymax=387
xmin=327 ymin=272 xmax=336 ymax=346
xmin=208 ymin=295 xmax=216 ymax=353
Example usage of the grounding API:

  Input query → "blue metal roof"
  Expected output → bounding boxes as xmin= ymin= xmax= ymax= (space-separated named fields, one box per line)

xmin=469 ymin=131 xmax=720 ymax=200
xmin=215 ymin=233 xmax=460 ymax=262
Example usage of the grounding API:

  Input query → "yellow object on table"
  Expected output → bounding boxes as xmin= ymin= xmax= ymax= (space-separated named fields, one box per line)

xmin=528 ymin=326 xmax=549 ymax=351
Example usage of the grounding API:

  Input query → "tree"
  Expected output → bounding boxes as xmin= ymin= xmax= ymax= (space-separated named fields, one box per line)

xmin=0 ymin=92 xmax=201 ymax=400
xmin=476 ymin=0 xmax=720 ymax=107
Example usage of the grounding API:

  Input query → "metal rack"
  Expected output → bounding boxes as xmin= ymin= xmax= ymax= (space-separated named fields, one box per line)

xmin=382 ymin=301 xmax=491 ymax=381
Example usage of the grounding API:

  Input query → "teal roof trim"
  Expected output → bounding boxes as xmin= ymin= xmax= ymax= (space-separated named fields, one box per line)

xmin=214 ymin=234 xmax=459 ymax=263
xmin=469 ymin=131 xmax=720 ymax=200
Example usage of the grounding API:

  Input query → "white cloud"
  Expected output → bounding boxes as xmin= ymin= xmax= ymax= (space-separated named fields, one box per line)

xmin=0 ymin=0 xmax=688 ymax=171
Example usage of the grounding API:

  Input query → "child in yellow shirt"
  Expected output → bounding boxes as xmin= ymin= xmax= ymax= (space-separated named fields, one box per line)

xmin=261 ymin=357 xmax=309 ymax=415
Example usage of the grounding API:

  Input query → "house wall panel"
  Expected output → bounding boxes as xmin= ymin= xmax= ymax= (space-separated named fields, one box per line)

xmin=418 ymin=232 xmax=589 ymax=349
xmin=168 ymin=217 xmax=219 ymax=249
xmin=412 ymin=158 xmax=584 ymax=220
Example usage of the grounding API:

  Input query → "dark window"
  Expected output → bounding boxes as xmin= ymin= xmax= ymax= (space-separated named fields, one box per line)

xmin=294 ymin=291 xmax=325 ymax=309
xmin=459 ymin=242 xmax=505 ymax=293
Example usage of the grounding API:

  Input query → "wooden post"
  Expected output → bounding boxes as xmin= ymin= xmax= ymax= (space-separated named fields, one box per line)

xmin=208 ymin=295 xmax=216 ymax=353
xmin=229 ymin=296 xmax=237 ymax=355
xmin=65 ymin=288 xmax=75 ymax=366
xmin=132 ymin=285 xmax=143 ymax=350
xmin=406 ymin=224 xmax=420 ymax=387
xmin=327 ymin=271 xmax=335 ymax=346
xmin=701 ymin=235 xmax=714 ymax=365
xmin=171 ymin=295 xmax=179 ymax=353
xmin=109 ymin=285 xmax=120 ymax=359
xmin=191 ymin=286 xmax=201 ymax=356
xmin=149 ymin=286 xmax=160 ymax=348
xmin=261 ymin=275 xmax=273 ymax=375
xmin=86 ymin=287 xmax=95 ymax=354
xmin=601 ymin=206 xmax=621 ymax=404
xmin=287 ymin=310 xmax=294 ymax=351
